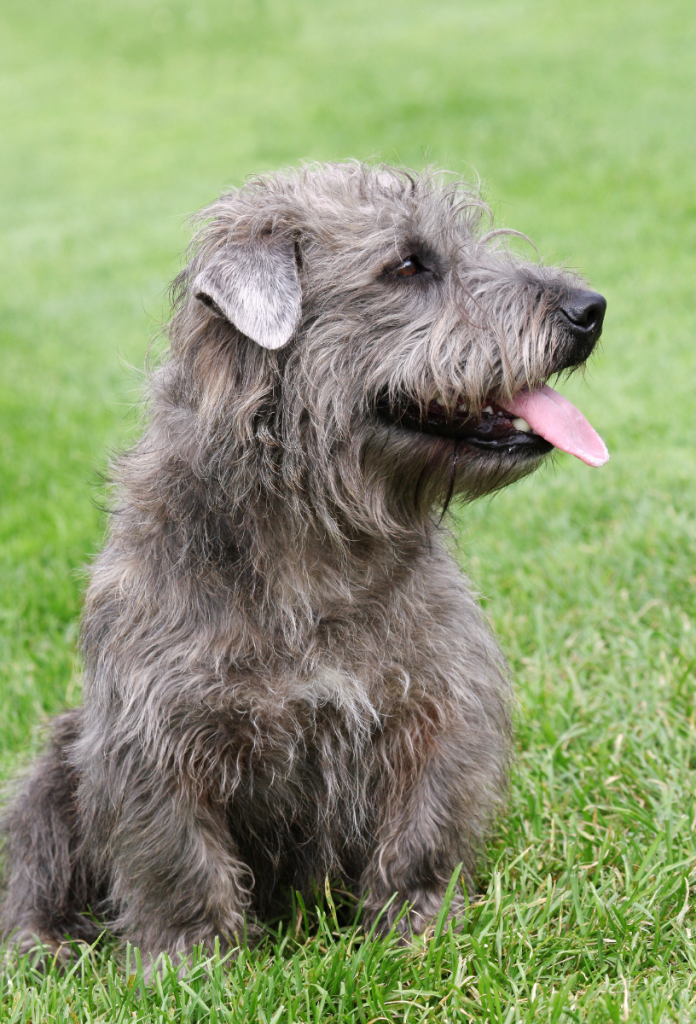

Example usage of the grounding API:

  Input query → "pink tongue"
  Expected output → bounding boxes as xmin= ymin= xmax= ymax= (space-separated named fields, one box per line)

xmin=500 ymin=384 xmax=609 ymax=467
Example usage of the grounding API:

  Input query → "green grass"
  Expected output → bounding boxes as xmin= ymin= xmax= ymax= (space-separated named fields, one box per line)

xmin=1 ymin=0 xmax=695 ymax=1018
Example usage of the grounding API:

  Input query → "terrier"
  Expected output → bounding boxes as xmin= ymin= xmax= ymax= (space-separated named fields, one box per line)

xmin=1 ymin=163 xmax=608 ymax=963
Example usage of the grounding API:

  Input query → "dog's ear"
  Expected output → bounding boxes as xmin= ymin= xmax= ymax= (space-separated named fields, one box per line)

xmin=193 ymin=236 xmax=301 ymax=350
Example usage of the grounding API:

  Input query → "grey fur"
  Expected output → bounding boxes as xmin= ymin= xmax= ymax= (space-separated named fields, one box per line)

xmin=0 ymin=163 xmax=603 ymax=965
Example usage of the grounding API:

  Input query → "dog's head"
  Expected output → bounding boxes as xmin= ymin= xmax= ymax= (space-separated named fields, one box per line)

xmin=169 ymin=164 xmax=607 ymax=538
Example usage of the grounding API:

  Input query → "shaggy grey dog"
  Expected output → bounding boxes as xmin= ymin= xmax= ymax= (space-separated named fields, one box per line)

xmin=0 ymin=163 xmax=608 ymax=964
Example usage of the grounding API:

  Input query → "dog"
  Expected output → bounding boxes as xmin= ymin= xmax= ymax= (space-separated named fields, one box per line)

xmin=0 ymin=163 xmax=608 ymax=965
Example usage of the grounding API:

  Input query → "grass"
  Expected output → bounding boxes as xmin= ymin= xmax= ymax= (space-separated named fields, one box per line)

xmin=1 ymin=0 xmax=695 ymax=1018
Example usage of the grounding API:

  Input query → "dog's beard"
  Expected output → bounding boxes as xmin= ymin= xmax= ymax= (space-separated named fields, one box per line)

xmin=357 ymin=425 xmax=547 ymax=526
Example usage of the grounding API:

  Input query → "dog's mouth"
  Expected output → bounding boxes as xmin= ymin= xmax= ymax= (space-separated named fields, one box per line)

xmin=378 ymin=392 xmax=553 ymax=455
xmin=377 ymin=385 xmax=609 ymax=467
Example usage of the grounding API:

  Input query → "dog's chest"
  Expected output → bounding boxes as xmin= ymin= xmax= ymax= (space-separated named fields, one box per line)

xmin=282 ymin=666 xmax=381 ymax=725
xmin=231 ymin=671 xmax=378 ymax=843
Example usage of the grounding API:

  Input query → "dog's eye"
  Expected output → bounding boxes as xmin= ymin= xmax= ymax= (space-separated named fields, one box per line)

xmin=395 ymin=256 xmax=423 ymax=277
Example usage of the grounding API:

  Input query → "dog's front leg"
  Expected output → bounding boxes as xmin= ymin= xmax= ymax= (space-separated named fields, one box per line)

xmin=94 ymin=774 xmax=256 ymax=968
xmin=360 ymin=709 xmax=504 ymax=938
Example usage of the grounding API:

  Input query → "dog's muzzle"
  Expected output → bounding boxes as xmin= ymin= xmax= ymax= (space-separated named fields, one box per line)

xmin=375 ymin=284 xmax=610 ymax=466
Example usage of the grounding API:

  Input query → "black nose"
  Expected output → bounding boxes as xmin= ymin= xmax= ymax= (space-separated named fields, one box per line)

xmin=560 ymin=289 xmax=607 ymax=343
xmin=555 ymin=289 xmax=606 ymax=369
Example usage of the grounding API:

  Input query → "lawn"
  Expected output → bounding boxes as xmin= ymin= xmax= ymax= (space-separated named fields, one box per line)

xmin=1 ymin=0 xmax=695 ymax=1019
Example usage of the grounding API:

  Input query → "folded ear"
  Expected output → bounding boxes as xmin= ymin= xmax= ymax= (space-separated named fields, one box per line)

xmin=193 ymin=236 xmax=301 ymax=350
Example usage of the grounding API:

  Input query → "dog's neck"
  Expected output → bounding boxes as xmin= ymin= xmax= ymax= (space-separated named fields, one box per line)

xmin=117 ymin=409 xmax=439 ymax=641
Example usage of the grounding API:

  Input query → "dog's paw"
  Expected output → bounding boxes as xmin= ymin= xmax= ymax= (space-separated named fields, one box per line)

xmin=2 ymin=931 xmax=81 ymax=972
xmin=364 ymin=887 xmax=468 ymax=942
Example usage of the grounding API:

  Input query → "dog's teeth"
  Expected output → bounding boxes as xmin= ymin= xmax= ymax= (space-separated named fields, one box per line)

xmin=433 ymin=396 xmax=446 ymax=409
xmin=512 ymin=417 xmax=532 ymax=432
xmin=483 ymin=405 xmax=494 ymax=414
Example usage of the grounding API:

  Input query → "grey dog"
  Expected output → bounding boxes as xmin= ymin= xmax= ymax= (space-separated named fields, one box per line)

xmin=0 ymin=163 xmax=608 ymax=963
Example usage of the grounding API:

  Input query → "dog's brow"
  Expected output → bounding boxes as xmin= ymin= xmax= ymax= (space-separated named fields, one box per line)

xmin=391 ymin=214 xmax=404 ymax=263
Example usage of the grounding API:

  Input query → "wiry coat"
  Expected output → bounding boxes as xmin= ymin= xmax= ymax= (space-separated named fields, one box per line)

xmin=1 ymin=164 xmax=601 ymax=962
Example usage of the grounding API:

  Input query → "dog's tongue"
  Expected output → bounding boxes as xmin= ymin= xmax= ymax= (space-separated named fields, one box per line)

xmin=500 ymin=384 xmax=609 ymax=467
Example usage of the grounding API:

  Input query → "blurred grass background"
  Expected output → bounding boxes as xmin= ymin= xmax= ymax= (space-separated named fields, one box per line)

xmin=1 ymin=0 xmax=696 ymax=1019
